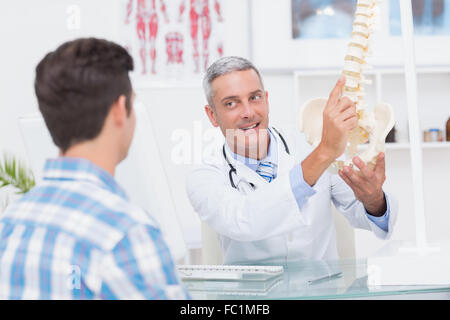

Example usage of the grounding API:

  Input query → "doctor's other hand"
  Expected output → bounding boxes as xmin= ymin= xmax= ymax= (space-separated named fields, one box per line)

xmin=318 ymin=76 xmax=358 ymax=161
xmin=338 ymin=153 xmax=387 ymax=217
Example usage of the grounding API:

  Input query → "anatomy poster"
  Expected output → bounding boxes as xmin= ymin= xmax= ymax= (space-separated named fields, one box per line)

xmin=121 ymin=0 xmax=225 ymax=80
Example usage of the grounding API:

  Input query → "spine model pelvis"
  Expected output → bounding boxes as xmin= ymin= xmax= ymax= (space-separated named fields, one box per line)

xmin=299 ymin=0 xmax=395 ymax=173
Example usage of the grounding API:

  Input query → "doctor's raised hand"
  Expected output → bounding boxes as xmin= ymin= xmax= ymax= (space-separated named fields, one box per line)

xmin=302 ymin=76 xmax=357 ymax=186
xmin=302 ymin=76 xmax=387 ymax=216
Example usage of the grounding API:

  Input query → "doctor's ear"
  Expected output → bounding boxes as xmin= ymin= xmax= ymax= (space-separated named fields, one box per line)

xmin=205 ymin=105 xmax=219 ymax=127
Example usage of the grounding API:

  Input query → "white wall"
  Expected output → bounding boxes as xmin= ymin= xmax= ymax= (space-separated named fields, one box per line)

xmin=0 ymin=0 xmax=118 ymax=214
xmin=0 ymin=0 xmax=122 ymax=158
xmin=1 ymin=0 xmax=449 ymax=259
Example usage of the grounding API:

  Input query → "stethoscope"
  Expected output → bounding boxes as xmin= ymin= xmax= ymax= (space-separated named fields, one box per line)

xmin=222 ymin=127 xmax=290 ymax=190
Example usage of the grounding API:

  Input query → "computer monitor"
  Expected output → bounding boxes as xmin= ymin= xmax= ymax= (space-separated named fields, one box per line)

xmin=18 ymin=102 xmax=187 ymax=260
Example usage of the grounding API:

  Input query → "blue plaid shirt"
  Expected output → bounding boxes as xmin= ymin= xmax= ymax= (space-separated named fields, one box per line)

xmin=0 ymin=157 xmax=189 ymax=300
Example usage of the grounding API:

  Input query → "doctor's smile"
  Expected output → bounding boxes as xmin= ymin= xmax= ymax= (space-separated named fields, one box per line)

xmin=239 ymin=122 xmax=260 ymax=132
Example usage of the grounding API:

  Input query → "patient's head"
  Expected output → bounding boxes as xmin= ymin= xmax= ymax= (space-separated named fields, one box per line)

xmin=34 ymin=38 xmax=135 ymax=162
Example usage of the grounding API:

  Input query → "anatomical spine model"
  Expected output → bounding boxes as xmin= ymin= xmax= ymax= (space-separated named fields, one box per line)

xmin=299 ymin=0 xmax=395 ymax=173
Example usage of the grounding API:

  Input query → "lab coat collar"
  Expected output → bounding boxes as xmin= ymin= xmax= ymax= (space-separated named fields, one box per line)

xmin=276 ymin=128 xmax=296 ymax=176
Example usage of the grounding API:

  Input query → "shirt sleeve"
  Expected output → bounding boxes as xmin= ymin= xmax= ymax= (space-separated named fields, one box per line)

xmin=100 ymin=224 xmax=190 ymax=300
xmin=289 ymin=164 xmax=317 ymax=210
xmin=365 ymin=193 xmax=391 ymax=232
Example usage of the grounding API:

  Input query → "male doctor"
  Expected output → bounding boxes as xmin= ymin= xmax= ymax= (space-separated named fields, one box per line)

xmin=186 ymin=56 xmax=397 ymax=264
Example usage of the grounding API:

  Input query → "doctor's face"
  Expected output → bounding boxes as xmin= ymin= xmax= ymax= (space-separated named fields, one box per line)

xmin=205 ymin=69 xmax=270 ymax=159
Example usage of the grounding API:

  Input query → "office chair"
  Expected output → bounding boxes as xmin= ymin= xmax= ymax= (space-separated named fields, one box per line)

xmin=201 ymin=222 xmax=224 ymax=265
xmin=331 ymin=203 xmax=356 ymax=259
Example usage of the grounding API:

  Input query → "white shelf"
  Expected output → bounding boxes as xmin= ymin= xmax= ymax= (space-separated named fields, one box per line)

xmin=422 ymin=142 xmax=450 ymax=149
xmin=357 ymin=142 xmax=450 ymax=151
xmin=294 ymin=68 xmax=450 ymax=155
xmin=293 ymin=66 xmax=450 ymax=77
xmin=385 ymin=143 xmax=410 ymax=150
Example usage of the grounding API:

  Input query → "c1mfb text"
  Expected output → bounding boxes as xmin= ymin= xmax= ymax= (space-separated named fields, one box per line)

xmin=179 ymin=304 xmax=270 ymax=317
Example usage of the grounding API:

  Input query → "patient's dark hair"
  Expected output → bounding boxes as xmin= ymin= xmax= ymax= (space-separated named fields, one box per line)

xmin=35 ymin=38 xmax=134 ymax=153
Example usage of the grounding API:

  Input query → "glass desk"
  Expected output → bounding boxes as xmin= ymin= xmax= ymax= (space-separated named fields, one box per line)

xmin=182 ymin=258 xmax=450 ymax=300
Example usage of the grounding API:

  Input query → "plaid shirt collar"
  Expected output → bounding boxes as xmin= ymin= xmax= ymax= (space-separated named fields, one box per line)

xmin=42 ymin=157 xmax=128 ymax=200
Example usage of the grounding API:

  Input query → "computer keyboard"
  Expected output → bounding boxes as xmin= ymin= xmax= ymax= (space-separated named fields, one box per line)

xmin=177 ymin=265 xmax=284 ymax=281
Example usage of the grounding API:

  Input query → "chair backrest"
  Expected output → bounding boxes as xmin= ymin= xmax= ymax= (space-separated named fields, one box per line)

xmin=201 ymin=222 xmax=223 ymax=265
xmin=331 ymin=204 xmax=356 ymax=259
xmin=201 ymin=205 xmax=356 ymax=264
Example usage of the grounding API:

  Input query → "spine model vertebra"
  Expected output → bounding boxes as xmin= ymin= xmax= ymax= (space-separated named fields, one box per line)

xmin=341 ymin=0 xmax=380 ymax=164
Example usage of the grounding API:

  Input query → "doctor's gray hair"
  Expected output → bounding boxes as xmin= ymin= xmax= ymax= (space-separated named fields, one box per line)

xmin=203 ymin=56 xmax=265 ymax=108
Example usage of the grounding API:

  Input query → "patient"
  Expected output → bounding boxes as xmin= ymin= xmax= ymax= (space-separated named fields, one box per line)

xmin=0 ymin=38 xmax=189 ymax=300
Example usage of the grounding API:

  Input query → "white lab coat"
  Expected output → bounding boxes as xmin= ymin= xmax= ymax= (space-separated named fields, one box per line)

xmin=186 ymin=126 xmax=398 ymax=264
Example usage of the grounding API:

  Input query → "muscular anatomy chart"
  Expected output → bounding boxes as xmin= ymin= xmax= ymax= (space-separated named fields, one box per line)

xmin=125 ymin=0 xmax=170 ymax=75
xmin=122 ymin=0 xmax=224 ymax=78
xmin=178 ymin=0 xmax=224 ymax=73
